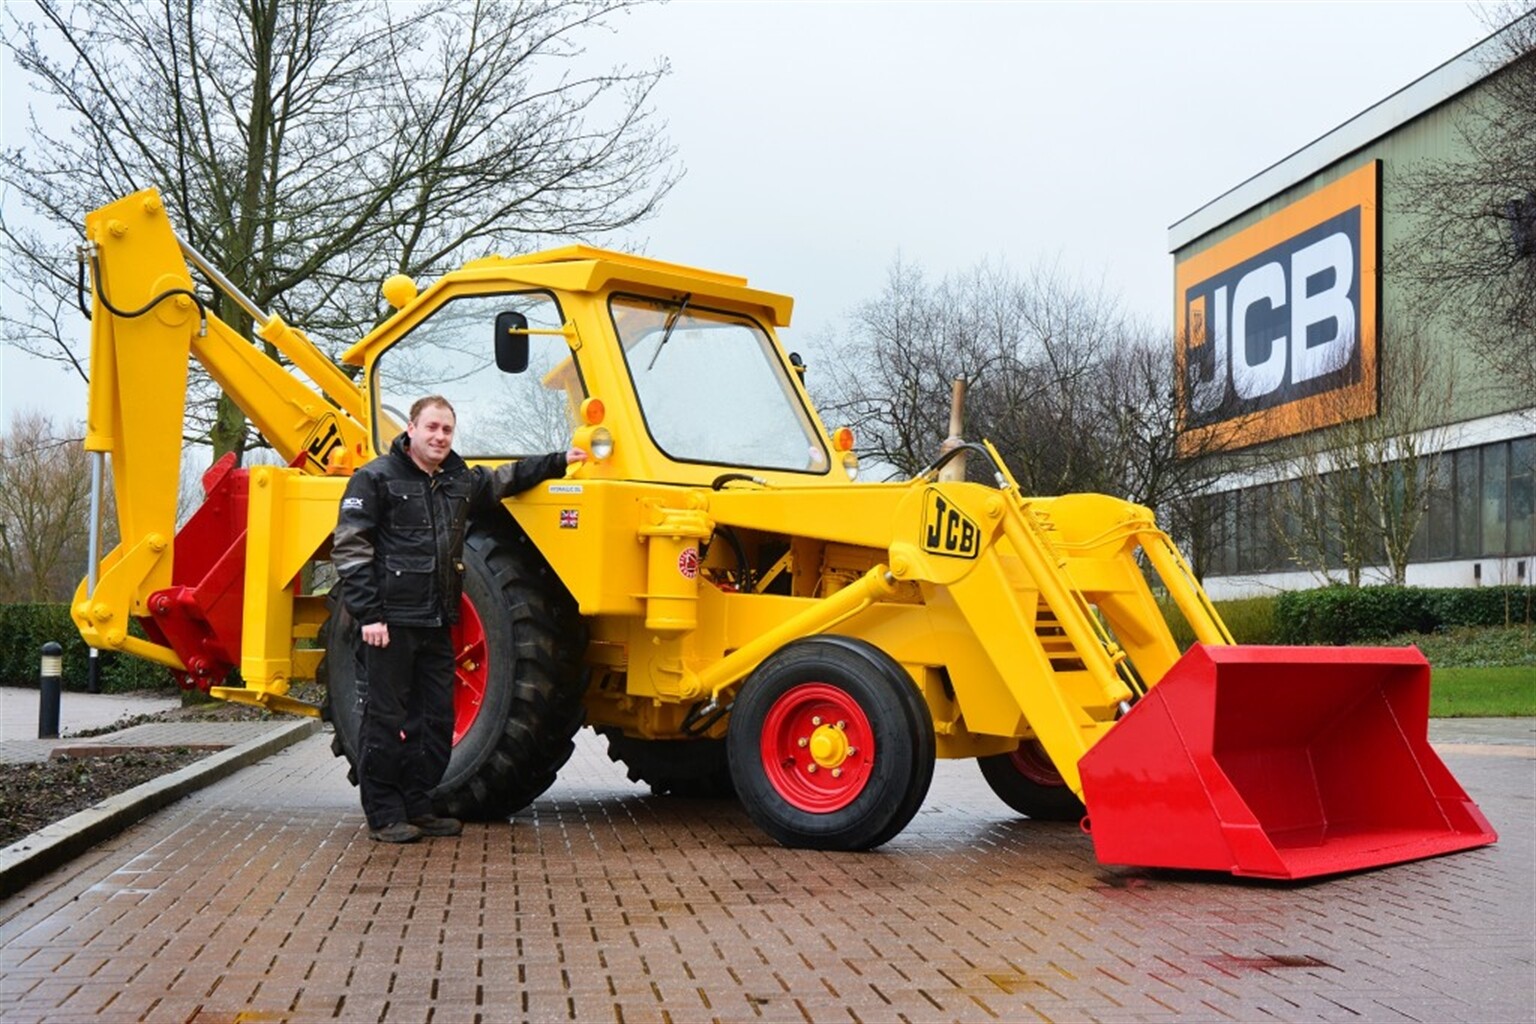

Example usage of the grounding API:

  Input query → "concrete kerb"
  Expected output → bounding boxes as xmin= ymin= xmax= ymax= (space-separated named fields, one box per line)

xmin=0 ymin=718 xmax=319 ymax=898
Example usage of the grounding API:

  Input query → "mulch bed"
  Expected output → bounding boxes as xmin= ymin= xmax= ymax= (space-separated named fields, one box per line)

xmin=2 ymin=684 xmax=324 ymax=849
xmin=0 ymin=747 xmax=211 ymax=848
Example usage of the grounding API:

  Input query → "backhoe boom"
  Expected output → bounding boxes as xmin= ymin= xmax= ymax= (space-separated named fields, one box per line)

xmin=74 ymin=189 xmax=367 ymax=706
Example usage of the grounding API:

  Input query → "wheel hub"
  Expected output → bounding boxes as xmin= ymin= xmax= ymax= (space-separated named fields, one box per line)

xmin=1009 ymin=739 xmax=1066 ymax=787
xmin=808 ymin=722 xmax=850 ymax=768
xmin=760 ymin=682 xmax=874 ymax=812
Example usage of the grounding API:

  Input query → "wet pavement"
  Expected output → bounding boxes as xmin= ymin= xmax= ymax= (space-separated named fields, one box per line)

xmin=0 ymin=712 xmax=1531 ymax=1022
xmin=0 ymin=687 xmax=319 ymax=899
xmin=0 ymin=687 xmax=183 ymax=764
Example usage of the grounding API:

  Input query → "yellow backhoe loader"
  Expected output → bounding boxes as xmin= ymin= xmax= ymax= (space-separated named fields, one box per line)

xmin=71 ymin=189 xmax=1496 ymax=878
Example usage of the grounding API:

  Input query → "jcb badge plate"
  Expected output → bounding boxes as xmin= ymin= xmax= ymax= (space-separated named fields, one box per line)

xmin=922 ymin=488 xmax=980 ymax=559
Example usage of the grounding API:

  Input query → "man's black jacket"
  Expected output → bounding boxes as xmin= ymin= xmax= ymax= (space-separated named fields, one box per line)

xmin=333 ymin=434 xmax=566 ymax=628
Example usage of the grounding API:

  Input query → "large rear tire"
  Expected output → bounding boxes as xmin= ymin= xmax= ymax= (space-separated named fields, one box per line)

xmin=977 ymin=740 xmax=1086 ymax=822
xmin=319 ymin=522 xmax=587 ymax=820
xmin=727 ymin=635 xmax=935 ymax=851
xmin=600 ymin=729 xmax=736 ymax=798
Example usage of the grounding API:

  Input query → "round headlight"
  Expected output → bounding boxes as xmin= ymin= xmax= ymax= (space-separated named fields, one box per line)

xmin=842 ymin=452 xmax=859 ymax=481
xmin=591 ymin=426 xmax=614 ymax=460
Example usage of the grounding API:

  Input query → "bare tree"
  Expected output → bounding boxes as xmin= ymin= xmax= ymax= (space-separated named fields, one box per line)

xmin=1 ymin=0 xmax=679 ymax=459
xmin=974 ymin=263 xmax=1125 ymax=496
xmin=0 ymin=411 xmax=118 ymax=602
xmin=1269 ymin=325 xmax=1458 ymax=586
xmin=1394 ymin=5 xmax=1535 ymax=408
xmin=1273 ymin=453 xmax=1378 ymax=587
xmin=815 ymin=257 xmax=973 ymax=478
xmin=814 ymin=253 xmax=1225 ymax=551
xmin=818 ymin=256 xmax=1123 ymax=486
xmin=1095 ymin=333 xmax=1229 ymax=547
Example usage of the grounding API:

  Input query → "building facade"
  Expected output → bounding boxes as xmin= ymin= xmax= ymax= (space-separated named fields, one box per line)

xmin=1171 ymin=14 xmax=1535 ymax=598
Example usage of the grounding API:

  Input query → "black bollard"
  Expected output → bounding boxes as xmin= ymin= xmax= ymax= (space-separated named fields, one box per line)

xmin=38 ymin=642 xmax=63 ymax=740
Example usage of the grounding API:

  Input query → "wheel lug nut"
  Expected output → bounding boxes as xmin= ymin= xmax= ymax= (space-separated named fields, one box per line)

xmin=797 ymin=737 xmax=808 ymax=748
xmin=847 ymin=747 xmax=858 ymax=756
xmin=807 ymin=764 xmax=818 ymax=773
xmin=831 ymin=768 xmax=842 ymax=778
xmin=812 ymin=716 xmax=822 ymax=726
xmin=836 ymin=720 xmax=845 ymax=730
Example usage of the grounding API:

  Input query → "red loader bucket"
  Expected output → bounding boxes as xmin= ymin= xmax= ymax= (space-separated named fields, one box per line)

xmin=1078 ymin=645 xmax=1497 ymax=879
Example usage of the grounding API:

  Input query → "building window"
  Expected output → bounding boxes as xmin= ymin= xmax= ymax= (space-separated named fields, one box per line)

xmin=1481 ymin=442 xmax=1508 ymax=556
xmin=1509 ymin=437 xmax=1534 ymax=556
xmin=1508 ymin=191 xmax=1536 ymax=259
xmin=1220 ymin=490 xmax=1237 ymax=576
xmin=1237 ymin=487 xmax=1261 ymax=573
xmin=1199 ymin=434 xmax=1536 ymax=580
xmin=1454 ymin=448 xmax=1480 ymax=557
xmin=1427 ymin=452 xmax=1455 ymax=560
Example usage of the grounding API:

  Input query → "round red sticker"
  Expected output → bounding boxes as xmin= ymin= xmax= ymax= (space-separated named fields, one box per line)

xmin=678 ymin=547 xmax=700 ymax=579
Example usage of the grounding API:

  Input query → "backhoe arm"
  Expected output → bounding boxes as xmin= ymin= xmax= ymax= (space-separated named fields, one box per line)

xmin=73 ymin=188 xmax=368 ymax=694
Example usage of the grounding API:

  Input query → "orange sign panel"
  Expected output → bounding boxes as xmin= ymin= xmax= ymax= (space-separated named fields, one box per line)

xmin=1175 ymin=161 xmax=1379 ymax=454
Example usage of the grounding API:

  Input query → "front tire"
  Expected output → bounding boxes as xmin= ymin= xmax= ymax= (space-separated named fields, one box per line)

xmin=727 ymin=635 xmax=935 ymax=851
xmin=319 ymin=522 xmax=587 ymax=819
xmin=977 ymin=740 xmax=1085 ymax=822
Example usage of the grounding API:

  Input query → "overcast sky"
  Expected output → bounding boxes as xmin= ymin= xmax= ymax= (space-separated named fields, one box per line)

xmin=0 ymin=0 xmax=1500 ymax=423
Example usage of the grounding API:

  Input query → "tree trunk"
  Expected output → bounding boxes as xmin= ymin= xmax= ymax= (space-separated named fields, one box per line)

xmin=210 ymin=394 xmax=246 ymax=463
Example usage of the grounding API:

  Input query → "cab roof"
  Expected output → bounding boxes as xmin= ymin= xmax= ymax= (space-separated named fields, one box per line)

xmin=341 ymin=245 xmax=794 ymax=368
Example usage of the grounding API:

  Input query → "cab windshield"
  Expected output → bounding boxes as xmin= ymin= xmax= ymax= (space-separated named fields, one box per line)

xmin=611 ymin=294 xmax=828 ymax=473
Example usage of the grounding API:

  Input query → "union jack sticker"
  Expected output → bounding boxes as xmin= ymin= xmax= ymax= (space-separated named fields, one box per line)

xmin=559 ymin=509 xmax=579 ymax=529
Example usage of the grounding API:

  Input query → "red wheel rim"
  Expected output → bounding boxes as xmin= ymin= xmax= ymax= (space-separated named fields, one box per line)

xmin=450 ymin=595 xmax=488 ymax=746
xmin=1008 ymin=740 xmax=1066 ymax=788
xmin=759 ymin=682 xmax=874 ymax=813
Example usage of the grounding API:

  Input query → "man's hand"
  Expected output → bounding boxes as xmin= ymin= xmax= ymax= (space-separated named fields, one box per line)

xmin=565 ymin=447 xmax=588 ymax=465
xmin=362 ymin=622 xmax=390 ymax=648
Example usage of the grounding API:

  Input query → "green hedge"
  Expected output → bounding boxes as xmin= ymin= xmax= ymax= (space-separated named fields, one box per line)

xmin=0 ymin=603 xmax=177 ymax=693
xmin=1161 ymin=595 xmax=1277 ymax=648
xmin=1274 ymin=585 xmax=1535 ymax=645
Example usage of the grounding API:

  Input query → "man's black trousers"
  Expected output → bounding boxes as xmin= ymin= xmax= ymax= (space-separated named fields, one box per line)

xmin=356 ymin=624 xmax=455 ymax=829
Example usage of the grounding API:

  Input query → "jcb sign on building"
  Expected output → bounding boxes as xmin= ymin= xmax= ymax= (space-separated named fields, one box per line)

xmin=1175 ymin=161 xmax=1379 ymax=454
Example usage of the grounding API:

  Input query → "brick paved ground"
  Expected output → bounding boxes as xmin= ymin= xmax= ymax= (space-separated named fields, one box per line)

xmin=0 ymin=688 xmax=182 ymax=765
xmin=1 ymin=726 xmax=1531 ymax=1023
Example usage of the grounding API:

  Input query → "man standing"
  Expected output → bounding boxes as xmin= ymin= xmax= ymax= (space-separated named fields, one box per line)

xmin=333 ymin=395 xmax=585 ymax=843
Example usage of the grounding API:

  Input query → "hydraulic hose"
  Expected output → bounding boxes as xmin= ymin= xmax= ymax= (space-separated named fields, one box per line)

xmin=80 ymin=244 xmax=208 ymax=335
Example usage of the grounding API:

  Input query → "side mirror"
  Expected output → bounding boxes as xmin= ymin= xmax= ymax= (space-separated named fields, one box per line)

xmin=495 ymin=311 xmax=530 ymax=373
xmin=788 ymin=351 xmax=807 ymax=380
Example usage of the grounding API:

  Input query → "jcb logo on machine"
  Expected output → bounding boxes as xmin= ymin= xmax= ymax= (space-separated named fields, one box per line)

xmin=301 ymin=412 xmax=344 ymax=472
xmin=922 ymin=489 xmax=980 ymax=559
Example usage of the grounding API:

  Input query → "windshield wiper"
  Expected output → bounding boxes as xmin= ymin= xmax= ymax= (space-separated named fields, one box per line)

xmin=645 ymin=293 xmax=691 ymax=371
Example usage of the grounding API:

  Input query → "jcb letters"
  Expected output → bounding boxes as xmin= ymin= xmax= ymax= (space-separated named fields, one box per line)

xmin=1175 ymin=161 xmax=1379 ymax=454
xmin=922 ymin=490 xmax=981 ymax=559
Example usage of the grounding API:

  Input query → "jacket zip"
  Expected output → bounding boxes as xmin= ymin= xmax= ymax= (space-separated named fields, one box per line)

xmin=426 ymin=472 xmax=446 ymax=626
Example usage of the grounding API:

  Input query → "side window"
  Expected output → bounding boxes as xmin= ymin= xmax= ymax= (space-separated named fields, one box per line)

xmin=372 ymin=292 xmax=583 ymax=457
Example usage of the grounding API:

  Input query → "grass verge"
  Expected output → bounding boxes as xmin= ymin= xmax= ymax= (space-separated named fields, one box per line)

xmin=1431 ymin=666 xmax=1535 ymax=717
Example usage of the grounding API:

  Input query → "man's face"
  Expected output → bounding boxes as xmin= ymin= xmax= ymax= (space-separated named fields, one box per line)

xmin=407 ymin=403 xmax=455 ymax=471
